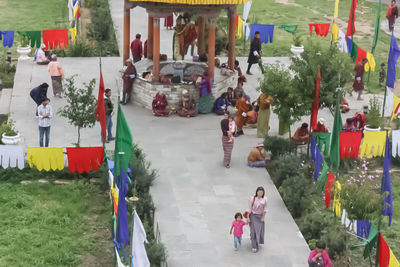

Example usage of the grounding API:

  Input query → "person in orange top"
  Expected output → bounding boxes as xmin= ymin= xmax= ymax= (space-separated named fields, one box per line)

xmin=235 ymin=92 xmax=250 ymax=136
xmin=292 ymin=123 xmax=310 ymax=144
xmin=47 ymin=55 xmax=64 ymax=98
xmin=387 ymin=0 xmax=399 ymax=32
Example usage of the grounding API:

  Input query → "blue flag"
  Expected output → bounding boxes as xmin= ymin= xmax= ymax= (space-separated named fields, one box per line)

xmin=386 ymin=34 xmax=400 ymax=88
xmin=382 ymin=133 xmax=393 ymax=226
xmin=310 ymin=136 xmax=316 ymax=163
xmin=117 ymin=169 xmax=130 ymax=245
xmin=314 ymin=146 xmax=323 ymax=181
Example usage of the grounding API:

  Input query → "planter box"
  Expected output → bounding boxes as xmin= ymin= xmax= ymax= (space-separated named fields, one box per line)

xmin=2 ymin=133 xmax=21 ymax=145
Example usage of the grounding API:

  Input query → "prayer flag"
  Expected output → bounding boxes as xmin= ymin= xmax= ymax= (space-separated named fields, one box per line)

xmin=132 ymin=210 xmax=150 ymax=267
xmin=362 ymin=224 xmax=378 ymax=259
xmin=356 ymin=46 xmax=367 ymax=64
xmin=365 ymin=52 xmax=376 ymax=72
xmin=357 ymin=220 xmax=371 ymax=241
xmin=346 ymin=37 xmax=353 ymax=55
xmin=314 ymin=146 xmax=323 ymax=181
xmin=332 ymin=23 xmax=339 ymax=42
xmin=74 ymin=2 xmax=81 ymax=20
xmin=242 ymin=0 xmax=252 ymax=21
xmin=346 ymin=0 xmax=358 ymax=36
xmin=329 ymin=105 xmax=342 ymax=170
xmin=350 ymin=41 xmax=359 ymax=62
xmin=325 ymin=170 xmax=335 ymax=208
xmin=96 ymin=72 xmax=107 ymax=141
xmin=392 ymin=96 xmax=400 ymax=120
xmin=334 ymin=0 xmax=340 ymax=18
xmin=278 ymin=24 xmax=298 ymax=34
xmin=371 ymin=0 xmax=381 ymax=53
xmin=382 ymin=133 xmax=393 ymax=226
xmin=318 ymin=160 xmax=329 ymax=184
xmin=117 ymin=169 xmax=129 ymax=245
xmin=114 ymin=105 xmax=133 ymax=178
xmin=237 ymin=16 xmax=243 ymax=38
xmin=310 ymin=136 xmax=316 ymax=163
xmin=310 ymin=69 xmax=321 ymax=130
xmin=386 ymin=34 xmax=400 ymax=88
xmin=332 ymin=181 xmax=341 ymax=217
xmin=379 ymin=234 xmax=400 ymax=266
xmin=359 ymin=131 xmax=387 ymax=157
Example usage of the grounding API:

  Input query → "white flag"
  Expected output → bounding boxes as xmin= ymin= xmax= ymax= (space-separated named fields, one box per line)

xmin=132 ymin=210 xmax=150 ymax=267
xmin=384 ymin=87 xmax=395 ymax=117
xmin=115 ymin=248 xmax=129 ymax=267
xmin=243 ymin=1 xmax=252 ymax=22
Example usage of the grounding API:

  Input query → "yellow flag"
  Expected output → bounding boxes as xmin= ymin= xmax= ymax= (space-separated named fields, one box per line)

xmin=332 ymin=23 xmax=339 ymax=43
xmin=365 ymin=53 xmax=376 ymax=72
xmin=359 ymin=131 xmax=388 ymax=157
xmin=334 ymin=0 xmax=340 ymax=18
xmin=237 ymin=16 xmax=243 ymax=38
xmin=69 ymin=27 xmax=77 ymax=43
xmin=333 ymin=181 xmax=341 ymax=217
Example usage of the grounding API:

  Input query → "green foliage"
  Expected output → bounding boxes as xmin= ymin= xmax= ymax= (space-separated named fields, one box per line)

xmin=215 ymin=15 xmax=228 ymax=56
xmin=67 ymin=40 xmax=95 ymax=57
xmin=146 ymin=240 xmax=167 ymax=266
xmin=279 ymin=173 xmax=313 ymax=218
xmin=366 ymin=95 xmax=383 ymax=129
xmin=0 ymin=49 xmax=16 ymax=88
xmin=130 ymin=144 xmax=157 ymax=194
xmin=0 ymin=119 xmax=18 ymax=140
xmin=57 ymin=76 xmax=97 ymax=147
xmin=268 ymin=154 xmax=303 ymax=188
xmin=290 ymin=41 xmax=353 ymax=113
xmin=292 ymin=33 xmax=303 ymax=47
xmin=324 ymin=225 xmax=348 ymax=260
xmin=299 ymin=211 xmax=333 ymax=241
xmin=264 ymin=136 xmax=295 ymax=159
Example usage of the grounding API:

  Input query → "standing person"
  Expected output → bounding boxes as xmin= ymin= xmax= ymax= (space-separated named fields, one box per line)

xmin=256 ymin=93 xmax=272 ymax=138
xmin=221 ymin=112 xmax=234 ymax=168
xmin=234 ymin=60 xmax=242 ymax=77
xmin=247 ymin=143 xmax=266 ymax=168
xmin=246 ymin=186 xmax=268 ymax=253
xmin=104 ymin=88 xmax=114 ymax=142
xmin=30 ymin=83 xmax=49 ymax=114
xmin=387 ymin=0 xmax=399 ymax=32
xmin=308 ymin=241 xmax=332 ymax=267
xmin=35 ymin=44 xmax=49 ymax=65
xmin=353 ymin=58 xmax=368 ymax=101
xmin=379 ymin=63 xmax=386 ymax=87
xmin=229 ymin=212 xmax=248 ymax=251
xmin=130 ymin=34 xmax=143 ymax=63
xmin=37 ymin=98 xmax=53 ymax=147
xmin=121 ymin=59 xmax=137 ymax=105
xmin=246 ymin=31 xmax=264 ymax=75
xmin=235 ymin=92 xmax=249 ymax=136
xmin=48 ymin=55 xmax=64 ymax=98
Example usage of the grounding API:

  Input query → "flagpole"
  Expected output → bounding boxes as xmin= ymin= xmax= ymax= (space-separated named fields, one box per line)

xmin=367 ymin=0 xmax=382 ymax=86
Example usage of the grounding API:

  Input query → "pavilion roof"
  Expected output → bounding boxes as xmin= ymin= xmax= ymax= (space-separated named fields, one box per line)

xmin=129 ymin=0 xmax=249 ymax=5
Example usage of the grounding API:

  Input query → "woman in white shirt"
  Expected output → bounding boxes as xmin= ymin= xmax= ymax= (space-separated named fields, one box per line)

xmin=246 ymin=186 xmax=268 ymax=252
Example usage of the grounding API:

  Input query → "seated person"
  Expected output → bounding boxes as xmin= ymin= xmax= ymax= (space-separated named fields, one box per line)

xmin=35 ymin=43 xmax=50 ymax=65
xmin=152 ymin=92 xmax=169 ymax=117
xmin=233 ymin=76 xmax=250 ymax=102
xmin=213 ymin=92 xmax=230 ymax=115
xmin=343 ymin=118 xmax=356 ymax=132
xmin=340 ymin=97 xmax=350 ymax=113
xmin=343 ymin=112 xmax=365 ymax=132
xmin=245 ymin=102 xmax=258 ymax=127
xmin=248 ymin=143 xmax=266 ymax=168
xmin=178 ymin=89 xmax=197 ymax=118
xmin=292 ymin=123 xmax=310 ymax=144
xmin=314 ymin=118 xmax=328 ymax=133
xmin=234 ymin=60 xmax=243 ymax=77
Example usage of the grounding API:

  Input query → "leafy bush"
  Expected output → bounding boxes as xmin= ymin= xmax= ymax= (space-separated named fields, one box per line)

xmin=264 ymin=136 xmax=295 ymax=159
xmin=0 ymin=50 xmax=16 ymax=88
xmin=268 ymin=154 xmax=302 ymax=188
xmin=130 ymin=144 xmax=157 ymax=194
xmin=0 ymin=119 xmax=18 ymax=139
xmin=324 ymin=225 xmax=348 ymax=260
xmin=299 ymin=211 xmax=333 ymax=241
xmin=366 ymin=95 xmax=382 ymax=129
xmin=279 ymin=173 xmax=313 ymax=218
xmin=67 ymin=40 xmax=95 ymax=57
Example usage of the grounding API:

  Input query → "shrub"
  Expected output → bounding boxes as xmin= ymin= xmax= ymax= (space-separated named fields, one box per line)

xmin=323 ymin=225 xmax=348 ymax=260
xmin=67 ymin=40 xmax=95 ymax=57
xmin=264 ymin=136 xmax=295 ymax=159
xmin=268 ymin=154 xmax=302 ymax=188
xmin=366 ymin=95 xmax=382 ymax=129
xmin=130 ymin=144 xmax=157 ymax=194
xmin=0 ymin=119 xmax=18 ymax=139
xmin=279 ymin=173 xmax=313 ymax=218
xmin=299 ymin=211 xmax=333 ymax=241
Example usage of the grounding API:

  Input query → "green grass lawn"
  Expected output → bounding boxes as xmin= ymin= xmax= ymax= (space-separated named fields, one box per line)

xmin=235 ymin=0 xmax=397 ymax=93
xmin=0 ymin=180 xmax=113 ymax=267
xmin=0 ymin=0 xmax=70 ymax=31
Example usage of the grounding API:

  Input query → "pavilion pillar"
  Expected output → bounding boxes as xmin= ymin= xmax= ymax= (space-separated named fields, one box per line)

xmin=147 ymin=15 xmax=154 ymax=59
xmin=123 ymin=2 xmax=131 ymax=65
xmin=197 ymin=16 xmax=206 ymax=58
xmin=227 ymin=7 xmax=236 ymax=70
xmin=207 ymin=17 xmax=216 ymax=79
xmin=153 ymin=18 xmax=160 ymax=81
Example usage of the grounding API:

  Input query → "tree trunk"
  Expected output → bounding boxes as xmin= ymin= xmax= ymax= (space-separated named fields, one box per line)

xmin=77 ymin=127 xmax=81 ymax=147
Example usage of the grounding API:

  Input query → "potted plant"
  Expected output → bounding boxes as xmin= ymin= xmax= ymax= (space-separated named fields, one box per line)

xmin=290 ymin=34 xmax=304 ymax=57
xmin=16 ymin=34 xmax=31 ymax=60
xmin=365 ymin=96 xmax=382 ymax=131
xmin=0 ymin=119 xmax=21 ymax=145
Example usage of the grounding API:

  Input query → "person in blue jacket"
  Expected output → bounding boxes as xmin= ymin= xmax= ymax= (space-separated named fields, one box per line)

xmin=30 ymin=83 xmax=49 ymax=115
xmin=213 ymin=92 xmax=230 ymax=115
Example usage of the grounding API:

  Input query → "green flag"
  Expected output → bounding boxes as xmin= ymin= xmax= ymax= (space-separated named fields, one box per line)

xmin=278 ymin=25 xmax=298 ymax=34
xmin=351 ymin=224 xmax=378 ymax=258
xmin=114 ymin=105 xmax=133 ymax=178
xmin=318 ymin=160 xmax=330 ymax=184
xmin=350 ymin=41 xmax=358 ymax=62
xmin=371 ymin=0 xmax=381 ymax=53
xmin=329 ymin=105 xmax=342 ymax=170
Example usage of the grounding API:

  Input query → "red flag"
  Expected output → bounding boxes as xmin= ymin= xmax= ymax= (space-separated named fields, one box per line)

xmin=96 ymin=72 xmax=107 ymax=141
xmin=346 ymin=0 xmax=358 ymax=36
xmin=356 ymin=47 xmax=367 ymax=64
xmin=310 ymin=69 xmax=321 ymax=130
xmin=325 ymin=170 xmax=335 ymax=208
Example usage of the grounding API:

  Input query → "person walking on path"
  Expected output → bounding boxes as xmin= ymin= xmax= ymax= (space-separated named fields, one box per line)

xmin=121 ymin=59 xmax=137 ymax=105
xmin=130 ymin=33 xmax=143 ymax=63
xmin=229 ymin=212 xmax=248 ymax=251
xmin=30 ymin=83 xmax=49 ymax=115
xmin=308 ymin=241 xmax=332 ymax=267
xmin=387 ymin=0 xmax=399 ymax=32
xmin=221 ymin=112 xmax=234 ymax=168
xmin=247 ymin=186 xmax=268 ymax=253
xmin=352 ymin=58 xmax=368 ymax=101
xmin=104 ymin=88 xmax=114 ymax=142
xmin=248 ymin=143 xmax=266 ymax=168
xmin=48 ymin=55 xmax=64 ymax=98
xmin=256 ymin=93 xmax=272 ymax=138
xmin=246 ymin=31 xmax=264 ymax=75
xmin=37 ymin=98 xmax=53 ymax=147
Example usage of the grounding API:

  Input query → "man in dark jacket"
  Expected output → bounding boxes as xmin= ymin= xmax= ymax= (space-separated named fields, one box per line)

xmin=30 ymin=83 xmax=49 ymax=115
xmin=105 ymin=88 xmax=114 ymax=142
xmin=246 ymin=31 xmax=264 ymax=75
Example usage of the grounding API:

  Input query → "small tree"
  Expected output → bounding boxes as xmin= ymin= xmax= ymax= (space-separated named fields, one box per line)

xmin=58 ymin=76 xmax=97 ymax=147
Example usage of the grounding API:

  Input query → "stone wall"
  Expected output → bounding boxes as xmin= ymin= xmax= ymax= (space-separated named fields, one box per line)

xmin=132 ymin=74 xmax=237 ymax=110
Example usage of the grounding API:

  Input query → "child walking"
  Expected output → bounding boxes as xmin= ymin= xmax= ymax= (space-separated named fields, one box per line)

xmin=228 ymin=115 xmax=236 ymax=143
xmin=230 ymin=212 xmax=248 ymax=250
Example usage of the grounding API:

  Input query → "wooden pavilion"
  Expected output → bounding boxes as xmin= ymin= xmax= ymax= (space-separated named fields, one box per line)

xmin=123 ymin=0 xmax=250 ymax=80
